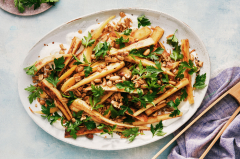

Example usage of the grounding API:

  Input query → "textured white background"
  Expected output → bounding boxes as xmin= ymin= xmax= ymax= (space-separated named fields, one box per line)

xmin=0 ymin=0 xmax=240 ymax=159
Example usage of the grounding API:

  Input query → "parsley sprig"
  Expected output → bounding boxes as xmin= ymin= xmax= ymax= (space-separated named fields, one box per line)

xmin=167 ymin=30 xmax=183 ymax=61
xmin=89 ymin=84 xmax=105 ymax=110
xmin=62 ymin=91 xmax=77 ymax=106
xmin=151 ymin=120 xmax=166 ymax=137
xmin=24 ymin=62 xmax=37 ymax=76
xmin=129 ymin=47 xmax=163 ymax=61
xmin=93 ymin=41 xmax=110 ymax=59
xmin=82 ymin=32 xmax=95 ymax=48
xmin=122 ymin=29 xmax=132 ymax=35
xmin=115 ymin=36 xmax=129 ymax=49
xmin=104 ymin=105 xmax=119 ymax=118
xmin=25 ymin=84 xmax=43 ymax=104
xmin=193 ymin=73 xmax=207 ymax=89
xmin=41 ymin=100 xmax=61 ymax=125
xmin=45 ymin=56 xmax=65 ymax=87
xmin=167 ymin=98 xmax=181 ymax=117
xmin=116 ymin=81 xmax=136 ymax=93
xmin=14 ymin=0 xmax=59 ymax=13
xmin=73 ymin=54 xmax=93 ymax=77
xmin=132 ymin=89 xmax=157 ymax=108
xmin=122 ymin=127 xmax=144 ymax=142
xmin=175 ymin=60 xmax=198 ymax=79
xmin=97 ymin=124 xmax=117 ymax=137
xmin=137 ymin=15 xmax=151 ymax=28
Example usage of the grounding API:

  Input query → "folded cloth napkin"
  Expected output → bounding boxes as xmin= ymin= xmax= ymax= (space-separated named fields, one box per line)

xmin=168 ymin=66 xmax=240 ymax=159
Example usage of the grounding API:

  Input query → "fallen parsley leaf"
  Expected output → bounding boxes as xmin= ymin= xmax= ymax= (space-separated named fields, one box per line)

xmin=24 ymin=84 xmax=43 ymax=104
xmin=122 ymin=29 xmax=132 ymax=35
xmin=137 ymin=15 xmax=151 ymax=28
xmin=122 ymin=127 xmax=144 ymax=142
xmin=82 ymin=32 xmax=95 ymax=47
xmin=151 ymin=120 xmax=166 ymax=137
xmin=180 ymin=88 xmax=188 ymax=101
xmin=167 ymin=30 xmax=183 ymax=61
xmin=193 ymin=73 xmax=207 ymax=89
xmin=24 ymin=63 xmax=37 ymax=76
xmin=115 ymin=36 xmax=129 ymax=49
xmin=104 ymin=105 xmax=119 ymax=118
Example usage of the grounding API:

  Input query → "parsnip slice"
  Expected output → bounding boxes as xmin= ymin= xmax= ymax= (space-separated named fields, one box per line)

xmin=34 ymin=54 xmax=71 ymax=75
xmin=61 ymin=77 xmax=76 ymax=92
xmin=57 ymin=65 xmax=77 ymax=86
xmin=150 ymin=26 xmax=164 ymax=44
xmin=98 ymin=92 xmax=114 ymax=105
xmin=109 ymin=38 xmax=155 ymax=55
xmin=84 ymin=85 xmax=142 ymax=93
xmin=58 ymin=37 xmax=82 ymax=76
xmin=76 ymin=16 xmax=116 ymax=63
xmin=145 ymin=103 xmax=167 ymax=116
xmin=65 ymin=127 xmax=124 ymax=138
xmin=133 ymin=78 xmax=189 ymax=116
xmin=132 ymin=112 xmax=183 ymax=125
xmin=66 ymin=61 xmax=125 ymax=92
xmin=70 ymin=99 xmax=150 ymax=130
xmin=124 ymin=56 xmax=175 ymax=76
xmin=132 ymin=27 xmax=152 ymax=40
xmin=40 ymin=79 xmax=72 ymax=121
xmin=181 ymin=39 xmax=194 ymax=104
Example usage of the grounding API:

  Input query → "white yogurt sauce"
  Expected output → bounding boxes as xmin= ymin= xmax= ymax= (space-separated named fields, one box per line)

xmin=36 ymin=13 xmax=198 ymax=136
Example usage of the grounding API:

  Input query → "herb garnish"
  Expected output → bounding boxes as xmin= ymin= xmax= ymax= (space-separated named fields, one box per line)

xmin=73 ymin=54 xmax=93 ymax=77
xmin=167 ymin=98 xmax=181 ymax=117
xmin=116 ymin=81 xmax=136 ymax=93
xmin=89 ymin=84 xmax=105 ymax=110
xmin=193 ymin=73 xmax=207 ymax=89
xmin=115 ymin=36 xmax=129 ymax=49
xmin=62 ymin=91 xmax=77 ymax=106
xmin=93 ymin=41 xmax=110 ymax=59
xmin=175 ymin=60 xmax=198 ymax=79
xmin=24 ymin=63 xmax=37 ymax=76
xmin=25 ymin=84 xmax=43 ymax=104
xmin=104 ymin=105 xmax=119 ymax=118
xmin=150 ymin=120 xmax=166 ymax=137
xmin=41 ymin=100 xmax=61 ymax=125
xmin=82 ymin=32 xmax=95 ymax=48
xmin=167 ymin=30 xmax=183 ymax=61
xmin=122 ymin=127 xmax=144 ymax=142
xmin=137 ymin=15 xmax=151 ymax=28
xmin=122 ymin=29 xmax=132 ymax=35
xmin=97 ymin=124 xmax=117 ymax=137
xmin=180 ymin=88 xmax=188 ymax=101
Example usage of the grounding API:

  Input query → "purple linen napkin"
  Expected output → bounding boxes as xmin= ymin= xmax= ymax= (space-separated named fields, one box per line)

xmin=168 ymin=66 xmax=240 ymax=159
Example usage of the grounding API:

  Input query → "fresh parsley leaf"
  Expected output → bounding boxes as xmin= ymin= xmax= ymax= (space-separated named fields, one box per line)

xmin=45 ymin=71 xmax=59 ymax=87
xmin=151 ymin=120 xmax=166 ymax=137
xmin=116 ymin=81 xmax=136 ymax=93
xmin=132 ymin=89 xmax=156 ymax=108
xmin=93 ymin=41 xmax=110 ymax=59
xmin=82 ymin=32 xmax=95 ymax=47
xmin=73 ymin=54 xmax=83 ymax=65
xmin=167 ymin=98 xmax=181 ymax=117
xmin=137 ymin=15 xmax=151 ymax=28
xmin=14 ymin=0 xmax=25 ymax=13
xmin=175 ymin=65 xmax=186 ymax=79
xmin=115 ymin=36 xmax=129 ymax=49
xmin=24 ymin=85 xmax=43 ymax=104
xmin=180 ymin=60 xmax=198 ymax=75
xmin=72 ymin=110 xmax=84 ymax=118
xmin=167 ymin=30 xmax=183 ymax=61
xmin=153 ymin=47 xmax=164 ymax=55
xmin=41 ymin=101 xmax=60 ymax=125
xmin=89 ymin=84 xmax=105 ymax=110
xmin=97 ymin=124 xmax=117 ymax=137
xmin=122 ymin=127 xmax=144 ymax=142
xmin=130 ymin=48 xmax=159 ymax=60
xmin=24 ymin=63 xmax=37 ymax=76
xmin=62 ymin=91 xmax=77 ymax=106
xmin=119 ymin=105 xmax=133 ymax=115
xmin=84 ymin=120 xmax=96 ymax=130
xmin=122 ymin=29 xmax=132 ymax=35
xmin=83 ymin=66 xmax=92 ymax=77
xmin=122 ymin=93 xmax=129 ymax=105
xmin=54 ymin=56 xmax=65 ymax=71
xmin=104 ymin=105 xmax=119 ymax=118
xmin=180 ymin=88 xmax=188 ymax=101
xmin=162 ymin=74 xmax=169 ymax=83
xmin=193 ymin=73 xmax=207 ymax=89
xmin=123 ymin=115 xmax=135 ymax=124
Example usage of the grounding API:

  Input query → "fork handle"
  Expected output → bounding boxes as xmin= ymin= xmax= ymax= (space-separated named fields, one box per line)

xmin=199 ymin=106 xmax=240 ymax=159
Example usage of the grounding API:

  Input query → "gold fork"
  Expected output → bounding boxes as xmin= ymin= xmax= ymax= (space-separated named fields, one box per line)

xmin=152 ymin=81 xmax=240 ymax=159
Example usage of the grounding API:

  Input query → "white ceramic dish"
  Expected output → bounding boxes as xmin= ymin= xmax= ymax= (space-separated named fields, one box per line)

xmin=18 ymin=8 xmax=210 ymax=150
